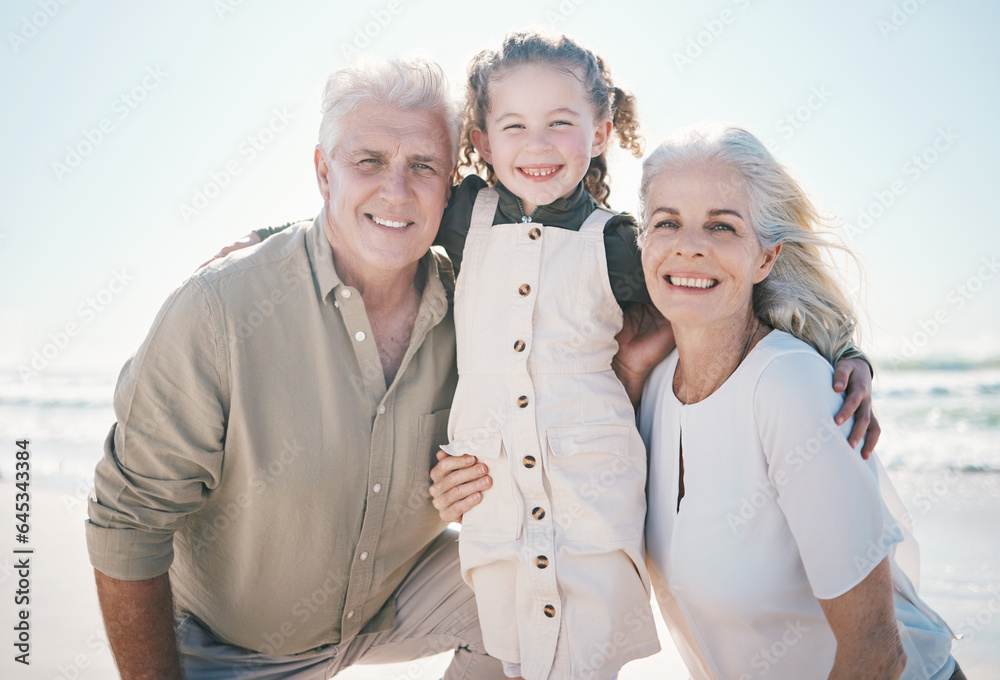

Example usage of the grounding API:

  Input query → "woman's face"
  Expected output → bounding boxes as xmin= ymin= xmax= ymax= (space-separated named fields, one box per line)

xmin=641 ymin=161 xmax=780 ymax=331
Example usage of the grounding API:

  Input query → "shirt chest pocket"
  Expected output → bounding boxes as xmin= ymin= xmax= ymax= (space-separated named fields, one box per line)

xmin=545 ymin=425 xmax=643 ymax=542
xmin=410 ymin=409 xmax=452 ymax=501
xmin=441 ymin=430 xmax=522 ymax=543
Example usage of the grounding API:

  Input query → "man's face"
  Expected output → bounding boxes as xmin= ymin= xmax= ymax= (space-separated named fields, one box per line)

xmin=315 ymin=103 xmax=454 ymax=284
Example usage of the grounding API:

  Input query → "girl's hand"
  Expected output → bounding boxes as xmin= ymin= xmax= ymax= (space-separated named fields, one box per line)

xmin=197 ymin=232 xmax=261 ymax=270
xmin=832 ymin=357 xmax=881 ymax=459
xmin=613 ymin=304 xmax=675 ymax=406
xmin=429 ymin=451 xmax=492 ymax=523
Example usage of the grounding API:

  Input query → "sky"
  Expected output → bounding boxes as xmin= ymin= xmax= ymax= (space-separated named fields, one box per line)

xmin=2 ymin=0 xmax=999 ymax=382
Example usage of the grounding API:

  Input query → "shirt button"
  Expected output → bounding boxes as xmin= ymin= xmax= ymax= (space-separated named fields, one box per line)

xmin=513 ymin=339 xmax=526 ymax=352
xmin=517 ymin=395 xmax=529 ymax=408
xmin=373 ymin=483 xmax=382 ymax=493
xmin=543 ymin=604 xmax=556 ymax=618
xmin=355 ymin=331 xmax=366 ymax=342
xmin=377 ymin=405 xmax=386 ymax=415
xmin=518 ymin=283 xmax=531 ymax=296
xmin=347 ymin=610 xmax=355 ymax=619
xmin=334 ymin=300 xmax=340 ymax=308
xmin=535 ymin=555 xmax=549 ymax=569
xmin=522 ymin=456 xmax=536 ymax=469
xmin=341 ymin=289 xmax=352 ymax=299
xmin=532 ymin=506 xmax=545 ymax=520
xmin=528 ymin=227 xmax=541 ymax=240
xmin=360 ymin=551 xmax=368 ymax=561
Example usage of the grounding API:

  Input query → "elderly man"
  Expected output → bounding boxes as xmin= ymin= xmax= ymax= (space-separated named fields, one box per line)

xmin=86 ymin=58 xmax=506 ymax=679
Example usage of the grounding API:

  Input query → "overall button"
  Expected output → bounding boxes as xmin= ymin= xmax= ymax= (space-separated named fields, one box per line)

xmin=518 ymin=283 xmax=531 ymax=296
xmin=535 ymin=555 xmax=549 ymax=569
xmin=532 ymin=506 xmax=545 ymax=520
xmin=517 ymin=395 xmax=529 ymax=408
xmin=528 ymin=227 xmax=541 ymax=240
xmin=513 ymin=339 xmax=526 ymax=352
xmin=543 ymin=604 xmax=556 ymax=618
xmin=522 ymin=456 xmax=536 ymax=469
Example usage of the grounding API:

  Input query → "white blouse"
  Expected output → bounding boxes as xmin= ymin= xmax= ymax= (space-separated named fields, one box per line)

xmin=639 ymin=331 xmax=955 ymax=680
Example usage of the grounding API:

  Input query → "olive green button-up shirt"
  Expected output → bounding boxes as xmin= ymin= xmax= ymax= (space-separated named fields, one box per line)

xmin=86 ymin=216 xmax=456 ymax=655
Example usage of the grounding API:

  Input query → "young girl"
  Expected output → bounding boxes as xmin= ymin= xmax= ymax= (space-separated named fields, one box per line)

xmin=435 ymin=30 xmax=660 ymax=680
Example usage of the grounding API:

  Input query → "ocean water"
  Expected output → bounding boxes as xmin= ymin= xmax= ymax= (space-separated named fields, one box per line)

xmin=1 ymin=367 xmax=998 ymax=673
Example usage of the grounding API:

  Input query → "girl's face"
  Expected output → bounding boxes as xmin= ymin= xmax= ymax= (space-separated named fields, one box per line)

xmin=641 ymin=162 xmax=780 ymax=331
xmin=471 ymin=63 xmax=612 ymax=216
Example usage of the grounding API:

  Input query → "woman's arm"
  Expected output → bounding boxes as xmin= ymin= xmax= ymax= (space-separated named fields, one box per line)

xmin=819 ymin=557 xmax=907 ymax=679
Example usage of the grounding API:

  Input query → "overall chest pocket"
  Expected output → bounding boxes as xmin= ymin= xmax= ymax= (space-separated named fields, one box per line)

xmin=441 ymin=430 xmax=522 ymax=543
xmin=545 ymin=425 xmax=643 ymax=542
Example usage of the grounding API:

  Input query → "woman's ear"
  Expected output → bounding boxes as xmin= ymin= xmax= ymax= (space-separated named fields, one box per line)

xmin=753 ymin=242 xmax=783 ymax=284
xmin=592 ymin=119 xmax=613 ymax=157
xmin=470 ymin=128 xmax=493 ymax=165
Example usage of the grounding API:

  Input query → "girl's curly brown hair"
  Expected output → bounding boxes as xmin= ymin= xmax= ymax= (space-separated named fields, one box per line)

xmin=456 ymin=30 xmax=643 ymax=208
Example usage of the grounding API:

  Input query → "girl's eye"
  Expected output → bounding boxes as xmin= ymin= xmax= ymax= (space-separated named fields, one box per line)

xmin=503 ymin=124 xmax=524 ymax=131
xmin=551 ymin=120 xmax=571 ymax=127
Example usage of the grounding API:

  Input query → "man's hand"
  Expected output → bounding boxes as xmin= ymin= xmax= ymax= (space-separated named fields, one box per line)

xmin=832 ymin=356 xmax=880 ymax=459
xmin=613 ymin=304 xmax=675 ymax=406
xmin=429 ymin=451 xmax=492 ymax=523
xmin=94 ymin=570 xmax=184 ymax=680
xmin=197 ymin=232 xmax=261 ymax=270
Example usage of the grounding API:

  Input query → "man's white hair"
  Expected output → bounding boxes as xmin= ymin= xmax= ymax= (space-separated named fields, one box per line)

xmin=317 ymin=57 xmax=462 ymax=166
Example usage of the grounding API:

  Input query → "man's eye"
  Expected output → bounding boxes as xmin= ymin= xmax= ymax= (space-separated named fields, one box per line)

xmin=413 ymin=163 xmax=435 ymax=172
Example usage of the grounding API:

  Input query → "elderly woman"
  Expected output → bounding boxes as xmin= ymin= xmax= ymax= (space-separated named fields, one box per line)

xmin=637 ymin=124 xmax=960 ymax=679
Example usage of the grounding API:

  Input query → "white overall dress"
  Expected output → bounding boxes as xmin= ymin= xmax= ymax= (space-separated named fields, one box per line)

xmin=442 ymin=188 xmax=660 ymax=680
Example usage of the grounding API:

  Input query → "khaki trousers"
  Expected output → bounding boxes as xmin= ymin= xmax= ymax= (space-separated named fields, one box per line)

xmin=177 ymin=529 xmax=505 ymax=680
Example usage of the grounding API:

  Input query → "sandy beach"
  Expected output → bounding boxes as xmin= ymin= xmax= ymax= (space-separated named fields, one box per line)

xmin=1 ymin=470 xmax=996 ymax=679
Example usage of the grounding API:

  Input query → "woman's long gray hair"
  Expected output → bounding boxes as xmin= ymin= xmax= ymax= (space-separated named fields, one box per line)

xmin=638 ymin=123 xmax=859 ymax=364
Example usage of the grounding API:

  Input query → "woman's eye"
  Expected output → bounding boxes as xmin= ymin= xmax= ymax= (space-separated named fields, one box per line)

xmin=710 ymin=222 xmax=736 ymax=232
xmin=653 ymin=220 xmax=678 ymax=230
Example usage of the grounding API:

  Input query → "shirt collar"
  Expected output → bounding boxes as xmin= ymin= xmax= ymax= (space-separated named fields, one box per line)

xmin=494 ymin=180 xmax=596 ymax=227
xmin=306 ymin=214 xmax=450 ymax=318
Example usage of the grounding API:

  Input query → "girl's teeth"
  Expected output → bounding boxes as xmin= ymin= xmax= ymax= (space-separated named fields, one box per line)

xmin=522 ymin=167 xmax=557 ymax=177
xmin=372 ymin=216 xmax=408 ymax=228
xmin=669 ymin=276 xmax=717 ymax=289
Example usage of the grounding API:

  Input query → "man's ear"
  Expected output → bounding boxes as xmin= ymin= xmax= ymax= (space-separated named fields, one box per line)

xmin=470 ymin=128 xmax=492 ymax=165
xmin=592 ymin=119 xmax=613 ymax=157
xmin=314 ymin=147 xmax=331 ymax=201
xmin=753 ymin=242 xmax=783 ymax=284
